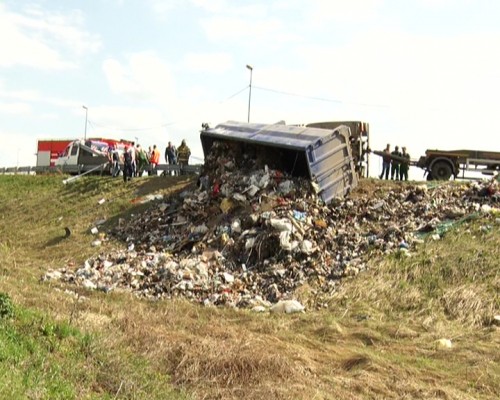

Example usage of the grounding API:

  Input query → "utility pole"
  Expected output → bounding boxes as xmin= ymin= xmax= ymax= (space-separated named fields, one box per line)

xmin=82 ymin=105 xmax=88 ymax=141
xmin=246 ymin=65 xmax=253 ymax=123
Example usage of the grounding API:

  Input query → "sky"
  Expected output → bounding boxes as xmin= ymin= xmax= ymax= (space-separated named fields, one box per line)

xmin=1 ymin=0 xmax=499 ymax=179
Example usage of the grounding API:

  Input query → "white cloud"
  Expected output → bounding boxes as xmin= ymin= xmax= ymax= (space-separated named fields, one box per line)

xmin=0 ymin=131 xmax=39 ymax=167
xmin=201 ymin=16 xmax=299 ymax=44
xmin=0 ymin=102 xmax=32 ymax=114
xmin=0 ymin=85 xmax=81 ymax=109
xmin=103 ymin=52 xmax=180 ymax=109
xmin=148 ymin=0 xmax=184 ymax=18
xmin=0 ymin=3 xmax=101 ymax=69
xmin=305 ymin=0 xmax=383 ymax=24
xmin=182 ymin=52 xmax=233 ymax=73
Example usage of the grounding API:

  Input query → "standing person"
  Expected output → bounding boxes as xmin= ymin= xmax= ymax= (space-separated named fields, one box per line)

xmin=379 ymin=144 xmax=391 ymax=180
xmin=123 ymin=145 xmax=133 ymax=182
xmin=149 ymin=144 xmax=160 ymax=175
xmin=164 ymin=141 xmax=177 ymax=176
xmin=400 ymin=146 xmax=410 ymax=181
xmin=129 ymin=142 xmax=137 ymax=177
xmin=146 ymin=146 xmax=153 ymax=175
xmin=108 ymin=144 xmax=119 ymax=177
xmin=135 ymin=144 xmax=149 ymax=177
xmin=391 ymin=145 xmax=402 ymax=180
xmin=177 ymin=139 xmax=191 ymax=175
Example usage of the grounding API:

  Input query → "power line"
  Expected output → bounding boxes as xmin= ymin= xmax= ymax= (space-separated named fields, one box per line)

xmin=220 ymin=85 xmax=249 ymax=102
xmin=253 ymin=85 xmax=390 ymax=108
xmin=84 ymin=83 xmax=392 ymax=134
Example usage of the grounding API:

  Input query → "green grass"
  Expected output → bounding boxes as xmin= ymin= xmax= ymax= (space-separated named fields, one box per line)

xmin=0 ymin=293 xmax=183 ymax=399
xmin=0 ymin=174 xmax=499 ymax=400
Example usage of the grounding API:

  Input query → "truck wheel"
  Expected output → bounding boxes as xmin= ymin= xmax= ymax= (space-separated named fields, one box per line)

xmin=431 ymin=161 xmax=452 ymax=181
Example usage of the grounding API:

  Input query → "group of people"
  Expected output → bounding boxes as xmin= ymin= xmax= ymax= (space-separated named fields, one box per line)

xmin=163 ymin=139 xmax=191 ymax=175
xmin=379 ymin=144 xmax=410 ymax=181
xmin=108 ymin=139 xmax=191 ymax=182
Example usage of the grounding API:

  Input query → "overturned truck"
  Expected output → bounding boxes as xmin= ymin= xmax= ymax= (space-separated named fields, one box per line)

xmin=200 ymin=121 xmax=362 ymax=204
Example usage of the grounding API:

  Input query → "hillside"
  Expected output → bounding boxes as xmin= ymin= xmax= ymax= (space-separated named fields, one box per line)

xmin=0 ymin=174 xmax=499 ymax=400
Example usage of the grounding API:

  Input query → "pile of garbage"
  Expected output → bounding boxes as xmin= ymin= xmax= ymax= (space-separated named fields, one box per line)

xmin=43 ymin=143 xmax=499 ymax=309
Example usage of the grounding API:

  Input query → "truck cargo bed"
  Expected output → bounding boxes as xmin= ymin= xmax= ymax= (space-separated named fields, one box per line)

xmin=200 ymin=121 xmax=358 ymax=204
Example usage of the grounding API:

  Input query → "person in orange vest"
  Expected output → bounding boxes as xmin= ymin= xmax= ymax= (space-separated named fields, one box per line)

xmin=149 ymin=144 xmax=160 ymax=175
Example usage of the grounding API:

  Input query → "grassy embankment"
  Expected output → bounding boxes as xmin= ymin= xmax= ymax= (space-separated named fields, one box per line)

xmin=0 ymin=174 xmax=498 ymax=399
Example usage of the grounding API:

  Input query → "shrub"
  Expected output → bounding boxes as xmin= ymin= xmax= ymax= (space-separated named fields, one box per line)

xmin=0 ymin=292 xmax=14 ymax=319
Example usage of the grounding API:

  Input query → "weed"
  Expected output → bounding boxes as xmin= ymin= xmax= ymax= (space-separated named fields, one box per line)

xmin=0 ymin=292 xmax=14 ymax=319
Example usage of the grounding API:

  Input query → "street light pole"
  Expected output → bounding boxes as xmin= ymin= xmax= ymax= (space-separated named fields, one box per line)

xmin=246 ymin=65 xmax=253 ymax=123
xmin=82 ymin=105 xmax=88 ymax=141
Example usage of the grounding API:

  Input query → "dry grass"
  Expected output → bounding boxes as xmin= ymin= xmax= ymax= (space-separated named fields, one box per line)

xmin=1 ymin=175 xmax=499 ymax=399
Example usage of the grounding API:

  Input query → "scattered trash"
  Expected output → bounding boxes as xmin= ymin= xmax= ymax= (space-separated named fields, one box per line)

xmin=43 ymin=141 xmax=500 ymax=309
xmin=435 ymin=338 xmax=453 ymax=349
xmin=270 ymin=300 xmax=305 ymax=314
xmin=481 ymin=204 xmax=492 ymax=213
xmin=90 ymin=227 xmax=99 ymax=235
xmin=97 ymin=198 xmax=106 ymax=205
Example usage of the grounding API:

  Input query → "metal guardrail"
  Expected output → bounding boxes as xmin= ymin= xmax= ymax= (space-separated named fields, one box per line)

xmin=0 ymin=164 xmax=202 ymax=175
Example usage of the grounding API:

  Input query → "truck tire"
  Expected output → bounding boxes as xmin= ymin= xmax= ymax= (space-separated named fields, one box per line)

xmin=431 ymin=161 xmax=452 ymax=181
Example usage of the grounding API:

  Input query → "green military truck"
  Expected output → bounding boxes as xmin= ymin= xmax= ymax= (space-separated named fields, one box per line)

xmin=417 ymin=149 xmax=500 ymax=180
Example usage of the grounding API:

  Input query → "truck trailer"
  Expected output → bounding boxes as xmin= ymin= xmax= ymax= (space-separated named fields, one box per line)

xmin=373 ymin=148 xmax=500 ymax=180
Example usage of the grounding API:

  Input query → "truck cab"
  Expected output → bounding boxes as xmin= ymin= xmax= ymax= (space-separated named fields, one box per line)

xmin=55 ymin=140 xmax=112 ymax=171
xmin=56 ymin=142 xmax=80 ymax=167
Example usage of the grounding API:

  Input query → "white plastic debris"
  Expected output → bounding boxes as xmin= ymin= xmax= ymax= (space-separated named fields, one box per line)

xmin=480 ymin=204 xmax=492 ymax=213
xmin=300 ymin=240 xmax=314 ymax=255
xmin=278 ymin=180 xmax=293 ymax=194
xmin=91 ymin=240 xmax=102 ymax=247
xmin=90 ymin=227 xmax=99 ymax=235
xmin=245 ymin=238 xmax=256 ymax=249
xmin=431 ymin=234 xmax=440 ymax=241
xmin=232 ymin=193 xmax=247 ymax=202
xmin=97 ymin=198 xmax=106 ymax=205
xmin=82 ymin=279 xmax=97 ymax=290
xmin=270 ymin=218 xmax=293 ymax=232
xmin=279 ymin=231 xmax=293 ymax=251
xmin=140 ymin=194 xmax=164 ymax=203
xmin=270 ymin=300 xmax=305 ymax=314
xmin=223 ymin=272 xmax=234 ymax=283
xmin=245 ymin=185 xmax=260 ymax=197
xmin=435 ymin=338 xmax=453 ymax=349
xmin=231 ymin=219 xmax=242 ymax=233
xmin=192 ymin=224 xmax=209 ymax=234
xmin=43 ymin=270 xmax=62 ymax=281
xmin=258 ymin=173 xmax=270 ymax=189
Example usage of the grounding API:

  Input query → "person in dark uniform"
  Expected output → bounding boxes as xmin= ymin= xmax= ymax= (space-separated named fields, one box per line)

xmin=123 ymin=145 xmax=133 ymax=182
xmin=164 ymin=141 xmax=177 ymax=176
xmin=400 ymin=146 xmax=410 ymax=181
xmin=379 ymin=144 xmax=391 ymax=180
xmin=391 ymin=145 xmax=402 ymax=180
